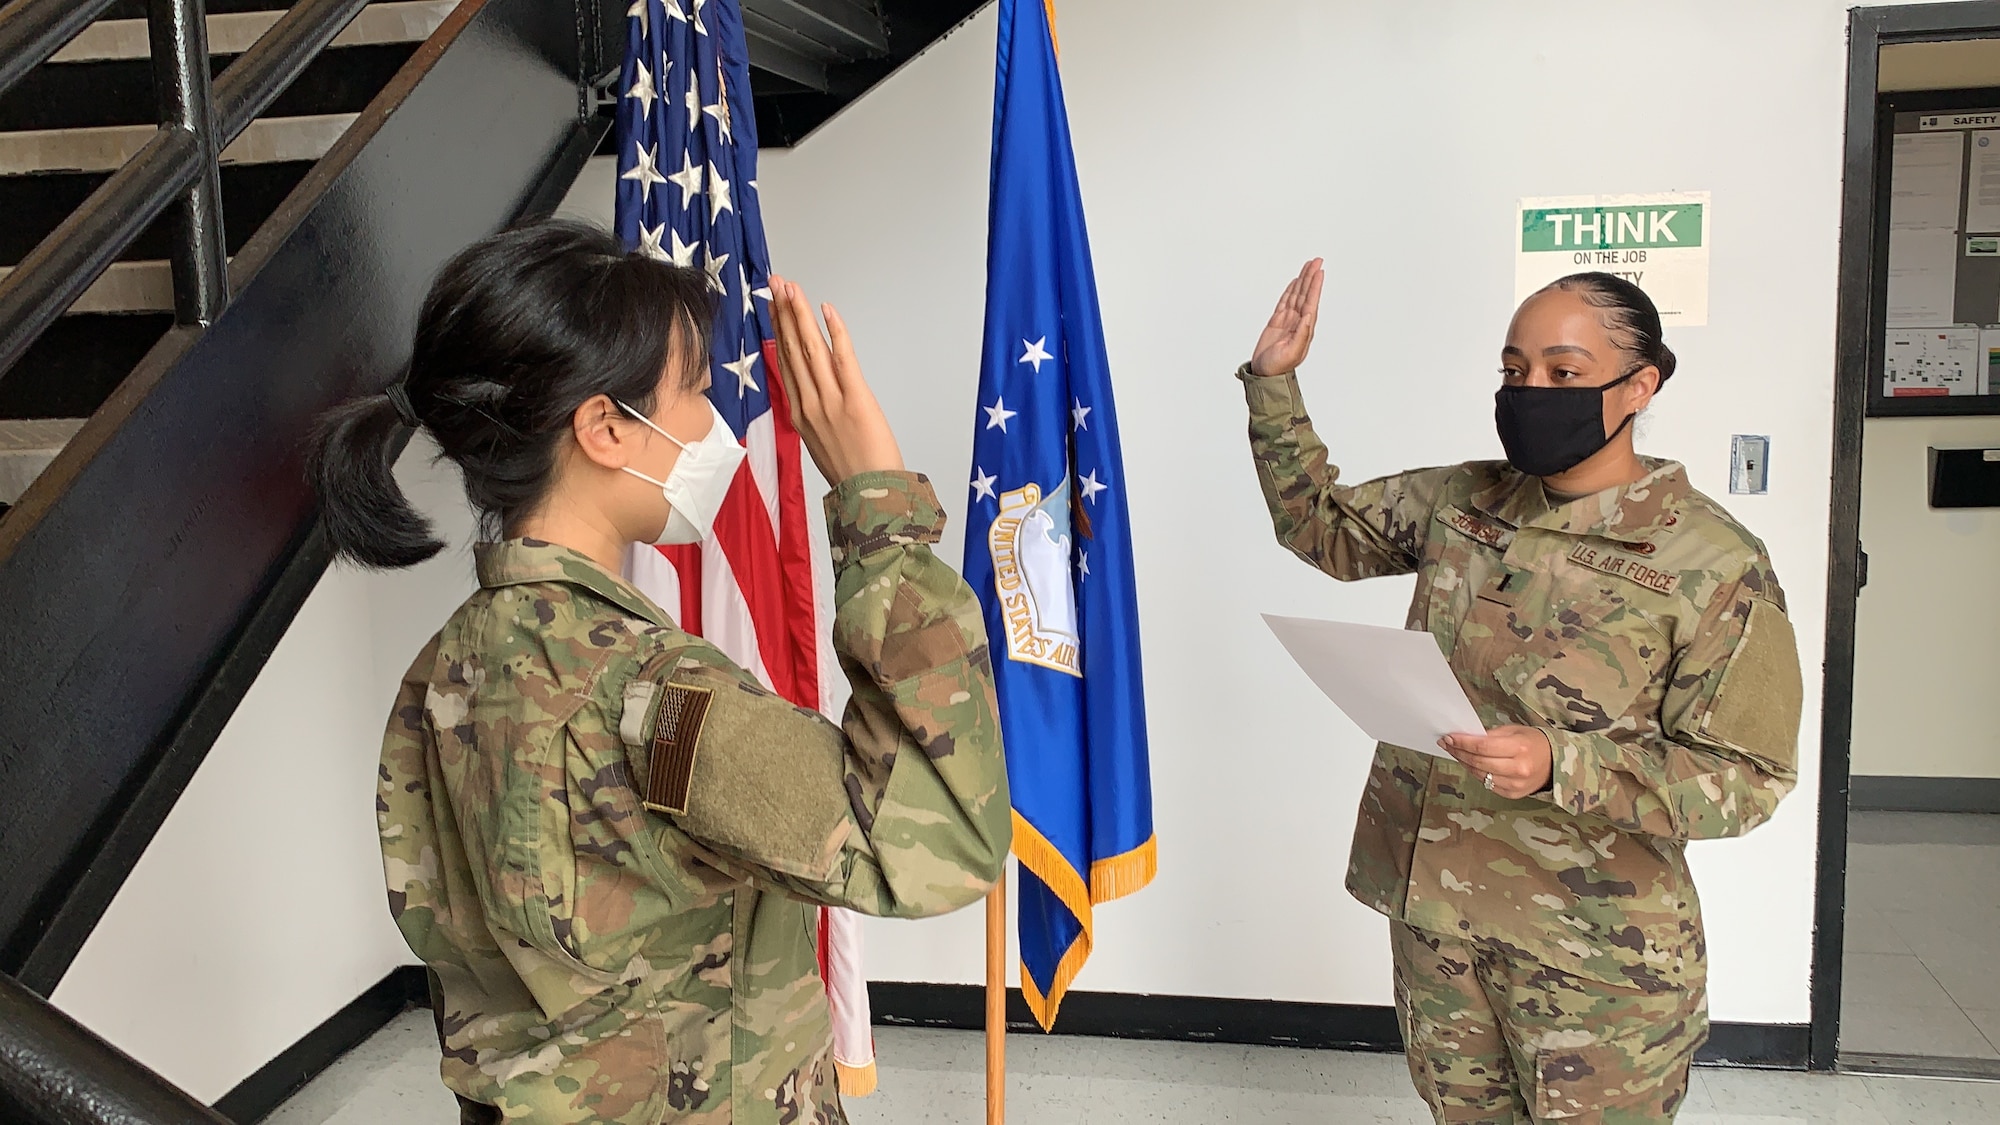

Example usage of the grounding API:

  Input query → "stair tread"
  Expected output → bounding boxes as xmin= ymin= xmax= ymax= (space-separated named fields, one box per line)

xmin=53 ymin=1 xmax=454 ymax=64
xmin=0 ymin=418 xmax=87 ymax=505
xmin=0 ymin=261 xmax=179 ymax=315
xmin=0 ymin=113 xmax=356 ymax=176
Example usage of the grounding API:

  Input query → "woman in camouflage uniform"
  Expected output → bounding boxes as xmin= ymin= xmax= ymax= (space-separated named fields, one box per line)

xmin=1239 ymin=263 xmax=1803 ymax=1124
xmin=309 ymin=219 xmax=1010 ymax=1124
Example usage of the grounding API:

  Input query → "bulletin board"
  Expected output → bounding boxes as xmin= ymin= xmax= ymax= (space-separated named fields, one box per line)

xmin=1873 ymin=89 xmax=2000 ymax=416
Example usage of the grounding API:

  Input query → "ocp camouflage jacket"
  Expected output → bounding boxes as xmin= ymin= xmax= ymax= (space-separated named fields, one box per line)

xmin=379 ymin=471 xmax=1010 ymax=1123
xmin=1241 ymin=367 xmax=1802 ymax=995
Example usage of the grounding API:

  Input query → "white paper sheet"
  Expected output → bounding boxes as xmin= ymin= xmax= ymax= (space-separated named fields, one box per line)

xmin=1884 ymin=328 xmax=1980 ymax=397
xmin=1886 ymin=227 xmax=1960 ymax=327
xmin=1262 ymin=614 xmax=1482 ymax=757
xmin=1968 ymin=132 xmax=2000 ymax=232
xmin=1890 ymin=132 xmax=1964 ymax=231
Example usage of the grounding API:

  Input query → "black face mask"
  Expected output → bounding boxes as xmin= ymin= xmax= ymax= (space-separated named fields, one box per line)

xmin=1493 ymin=370 xmax=1637 ymax=478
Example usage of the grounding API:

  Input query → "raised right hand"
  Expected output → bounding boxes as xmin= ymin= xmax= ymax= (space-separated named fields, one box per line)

xmin=770 ymin=275 xmax=905 ymax=484
xmin=1249 ymin=258 xmax=1325 ymax=378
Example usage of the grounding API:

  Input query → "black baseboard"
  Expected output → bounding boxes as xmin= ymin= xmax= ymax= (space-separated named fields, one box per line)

xmin=192 ymin=967 xmax=1808 ymax=1123
xmin=869 ymin=983 xmax=1809 ymax=1069
xmin=211 ymin=965 xmax=429 ymax=1124
xmin=1851 ymin=775 xmax=2000 ymax=813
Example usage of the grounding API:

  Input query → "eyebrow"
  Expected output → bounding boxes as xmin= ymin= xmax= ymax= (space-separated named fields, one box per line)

xmin=1501 ymin=344 xmax=1597 ymax=361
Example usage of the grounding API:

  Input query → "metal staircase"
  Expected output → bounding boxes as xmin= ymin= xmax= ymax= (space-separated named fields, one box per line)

xmin=0 ymin=0 xmax=986 ymax=1118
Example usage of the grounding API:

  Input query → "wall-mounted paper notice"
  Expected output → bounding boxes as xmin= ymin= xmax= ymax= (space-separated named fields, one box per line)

xmin=1884 ymin=328 xmax=1980 ymax=396
xmin=1891 ymin=132 xmax=1965 ymax=231
xmin=1887 ymin=227 xmax=1960 ymax=327
xmin=1968 ymin=132 xmax=2000 ymax=232
xmin=1262 ymin=614 xmax=1481 ymax=757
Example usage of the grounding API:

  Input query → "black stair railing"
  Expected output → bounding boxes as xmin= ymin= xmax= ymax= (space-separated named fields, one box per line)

xmin=0 ymin=974 xmax=230 ymax=1124
xmin=0 ymin=0 xmax=375 ymax=382
xmin=0 ymin=0 xmax=617 ymax=1119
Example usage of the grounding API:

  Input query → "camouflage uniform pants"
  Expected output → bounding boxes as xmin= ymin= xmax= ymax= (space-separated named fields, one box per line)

xmin=1391 ymin=922 xmax=1706 ymax=1124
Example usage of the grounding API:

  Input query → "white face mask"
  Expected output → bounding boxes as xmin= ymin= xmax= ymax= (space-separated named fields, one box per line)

xmin=616 ymin=398 xmax=747 ymax=545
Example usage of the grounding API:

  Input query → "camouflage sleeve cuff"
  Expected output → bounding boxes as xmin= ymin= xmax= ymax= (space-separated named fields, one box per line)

xmin=1541 ymin=725 xmax=1606 ymax=819
xmin=1237 ymin=364 xmax=1307 ymax=422
xmin=825 ymin=470 xmax=947 ymax=565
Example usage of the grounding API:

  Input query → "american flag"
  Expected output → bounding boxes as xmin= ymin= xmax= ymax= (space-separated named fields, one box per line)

xmin=612 ymin=0 xmax=876 ymax=1095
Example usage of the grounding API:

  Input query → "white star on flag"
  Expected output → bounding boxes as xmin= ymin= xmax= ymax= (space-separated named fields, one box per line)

xmin=662 ymin=0 xmax=685 ymax=23
xmin=1072 ymin=398 xmax=1091 ymax=431
xmin=626 ymin=58 xmax=657 ymax=118
xmin=737 ymin=266 xmax=754 ymax=316
xmin=1080 ymin=549 xmax=1090 ymax=577
xmin=724 ymin=349 xmax=761 ymax=396
xmin=971 ymin=466 xmax=997 ymax=501
xmin=684 ymin=84 xmax=702 ymax=132
xmin=638 ymin=222 xmax=669 ymax=260
xmin=704 ymin=248 xmax=731 ymax=293
xmin=1019 ymin=336 xmax=1053 ymax=373
xmin=707 ymin=163 xmax=733 ymax=221
xmin=692 ymin=0 xmax=708 ymax=34
xmin=1078 ymin=470 xmax=1107 ymax=503
xmin=984 ymin=398 xmax=1017 ymax=432
xmin=628 ymin=0 xmax=649 ymax=35
xmin=667 ymin=151 xmax=704 ymax=207
xmin=704 ymin=85 xmax=733 ymax=142
xmin=667 ymin=228 xmax=697 ymax=267
xmin=620 ymin=142 xmax=668 ymax=202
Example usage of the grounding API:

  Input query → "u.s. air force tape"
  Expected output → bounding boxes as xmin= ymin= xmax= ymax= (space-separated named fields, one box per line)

xmin=644 ymin=682 xmax=713 ymax=816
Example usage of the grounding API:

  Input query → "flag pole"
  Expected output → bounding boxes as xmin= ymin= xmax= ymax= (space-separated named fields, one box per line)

xmin=985 ymin=866 xmax=1006 ymax=1125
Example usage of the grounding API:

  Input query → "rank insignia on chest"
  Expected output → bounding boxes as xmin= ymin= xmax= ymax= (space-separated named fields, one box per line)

xmin=1568 ymin=542 xmax=1680 ymax=595
xmin=644 ymin=682 xmax=714 ymax=816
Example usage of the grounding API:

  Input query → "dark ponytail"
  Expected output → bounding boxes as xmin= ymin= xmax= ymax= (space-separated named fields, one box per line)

xmin=307 ymin=218 xmax=715 ymax=568
xmin=1542 ymin=272 xmax=1677 ymax=387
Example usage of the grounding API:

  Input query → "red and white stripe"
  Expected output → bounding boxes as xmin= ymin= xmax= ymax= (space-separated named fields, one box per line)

xmin=625 ymin=340 xmax=877 ymax=1095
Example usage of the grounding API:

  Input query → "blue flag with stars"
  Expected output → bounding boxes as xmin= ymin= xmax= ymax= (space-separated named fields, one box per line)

xmin=962 ymin=0 xmax=1155 ymax=1032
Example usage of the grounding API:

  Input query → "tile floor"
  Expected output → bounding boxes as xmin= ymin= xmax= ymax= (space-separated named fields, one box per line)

xmin=268 ymin=1012 xmax=2000 ymax=1124
xmin=1841 ymin=811 xmax=2000 ymax=1062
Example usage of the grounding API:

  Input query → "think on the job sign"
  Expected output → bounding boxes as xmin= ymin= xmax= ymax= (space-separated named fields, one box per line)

xmin=1515 ymin=192 xmax=1710 ymax=326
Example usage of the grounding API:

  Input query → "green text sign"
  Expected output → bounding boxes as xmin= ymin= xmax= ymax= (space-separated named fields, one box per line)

xmin=1520 ymin=205 xmax=1704 ymax=252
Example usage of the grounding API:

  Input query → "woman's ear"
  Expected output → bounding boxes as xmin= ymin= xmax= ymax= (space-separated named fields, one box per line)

xmin=571 ymin=394 xmax=634 ymax=471
xmin=1623 ymin=365 xmax=1661 ymax=414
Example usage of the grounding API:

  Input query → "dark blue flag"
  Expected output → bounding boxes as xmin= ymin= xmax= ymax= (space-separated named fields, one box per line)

xmin=961 ymin=0 xmax=1155 ymax=1031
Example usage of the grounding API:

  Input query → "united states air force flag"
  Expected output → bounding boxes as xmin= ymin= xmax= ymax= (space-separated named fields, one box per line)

xmin=962 ymin=0 xmax=1154 ymax=1031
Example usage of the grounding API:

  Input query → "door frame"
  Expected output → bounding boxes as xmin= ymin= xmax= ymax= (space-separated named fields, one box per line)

xmin=1814 ymin=0 xmax=2000 ymax=1072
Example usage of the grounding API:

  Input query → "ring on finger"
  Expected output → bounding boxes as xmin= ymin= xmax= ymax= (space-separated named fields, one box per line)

xmin=1483 ymin=772 xmax=1495 ymax=791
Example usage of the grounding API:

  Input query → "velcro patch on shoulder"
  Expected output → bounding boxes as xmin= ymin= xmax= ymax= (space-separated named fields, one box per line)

xmin=1436 ymin=505 xmax=1514 ymax=550
xmin=1568 ymin=541 xmax=1680 ymax=595
xmin=1700 ymin=598 xmax=1803 ymax=766
xmin=642 ymin=682 xmax=713 ymax=816
xmin=658 ymin=664 xmax=851 ymax=880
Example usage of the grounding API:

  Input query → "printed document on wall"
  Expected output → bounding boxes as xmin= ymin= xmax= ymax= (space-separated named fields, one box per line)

xmin=1891 ymin=133 xmax=1964 ymax=231
xmin=1968 ymin=132 xmax=2000 ymax=231
xmin=1980 ymin=329 xmax=2000 ymax=394
xmin=1887 ymin=228 xmax=1960 ymax=327
xmin=1884 ymin=328 xmax=1979 ymax=397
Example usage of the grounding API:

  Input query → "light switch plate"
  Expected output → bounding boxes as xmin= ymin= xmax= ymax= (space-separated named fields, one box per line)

xmin=1731 ymin=435 xmax=1770 ymax=495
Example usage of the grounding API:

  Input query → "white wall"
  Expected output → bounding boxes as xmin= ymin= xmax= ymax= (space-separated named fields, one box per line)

xmin=1852 ymin=416 xmax=2000 ymax=780
xmin=90 ymin=0 xmax=1906 ymax=1060
xmin=49 ymin=438 xmax=472 ymax=1102
xmin=732 ymin=0 xmax=1893 ymax=1025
